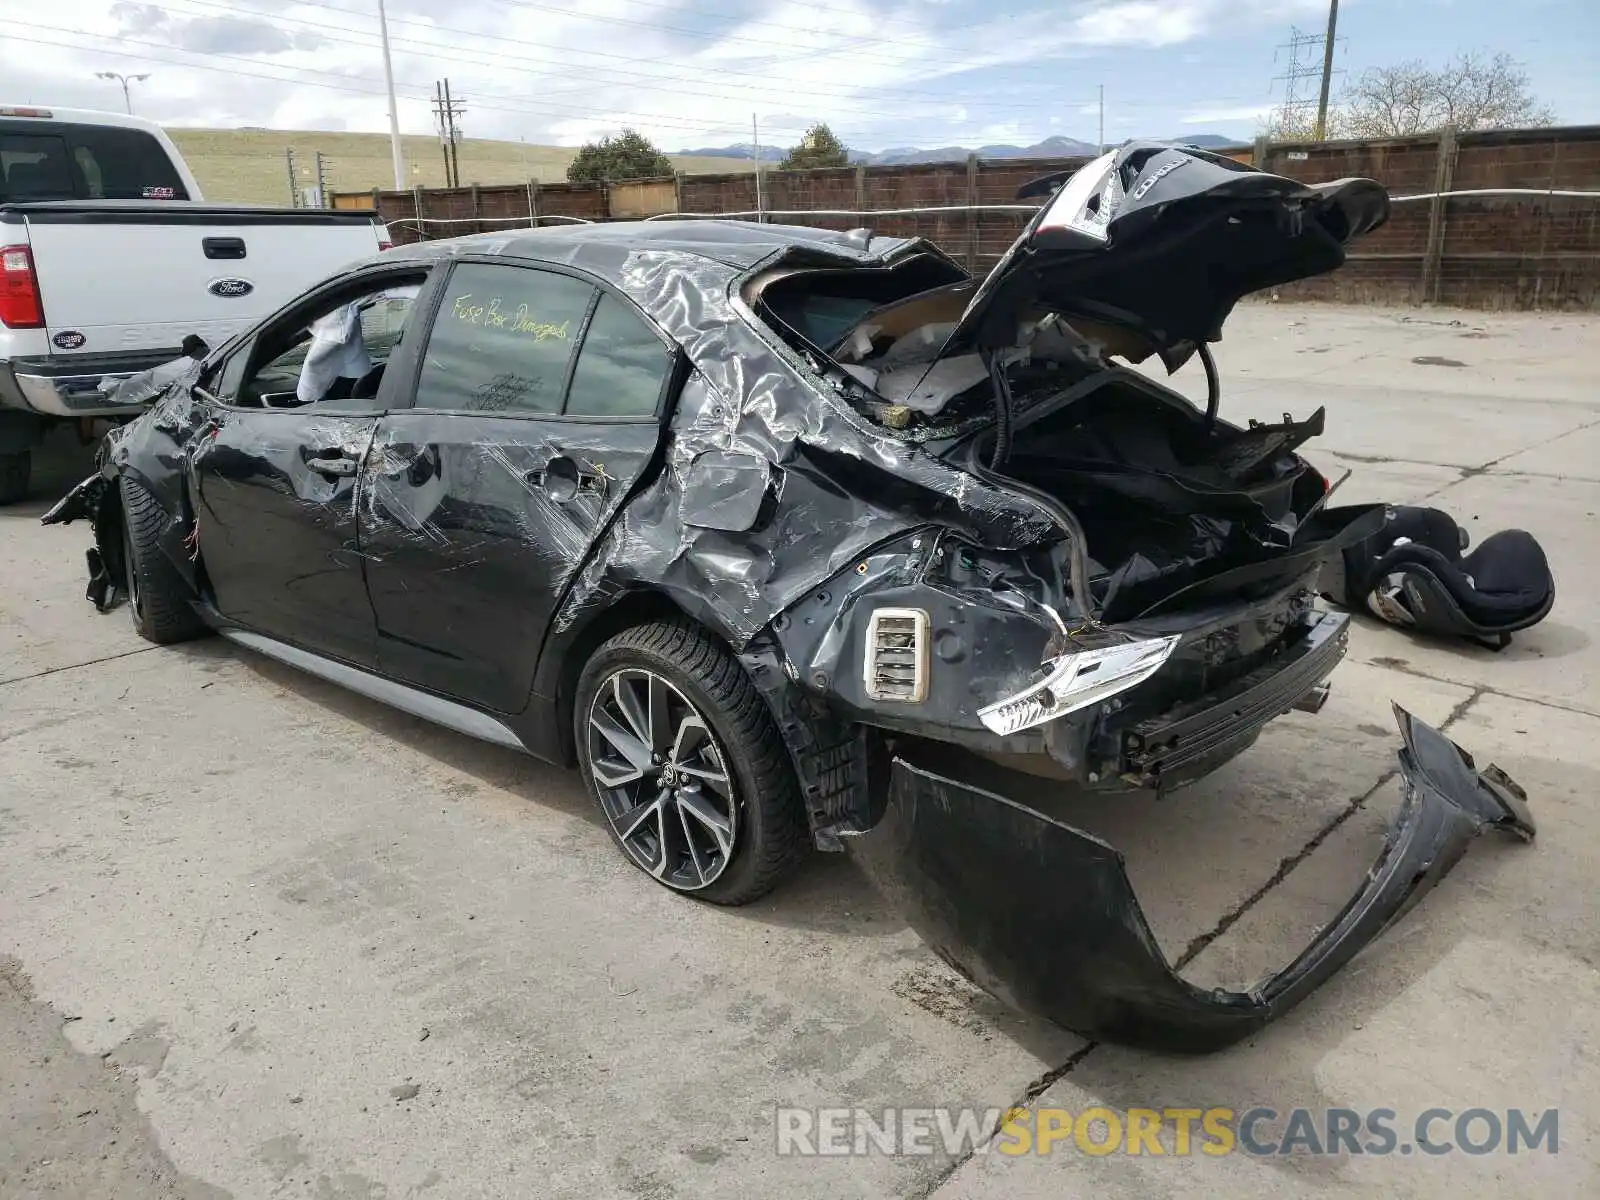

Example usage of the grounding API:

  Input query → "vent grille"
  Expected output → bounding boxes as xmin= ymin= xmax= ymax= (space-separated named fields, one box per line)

xmin=864 ymin=608 xmax=929 ymax=703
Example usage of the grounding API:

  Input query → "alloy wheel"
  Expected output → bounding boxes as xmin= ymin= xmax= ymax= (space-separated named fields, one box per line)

xmin=586 ymin=668 xmax=738 ymax=891
xmin=122 ymin=519 xmax=143 ymax=619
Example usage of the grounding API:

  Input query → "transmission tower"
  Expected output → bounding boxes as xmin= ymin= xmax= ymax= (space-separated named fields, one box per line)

xmin=1271 ymin=27 xmax=1328 ymax=137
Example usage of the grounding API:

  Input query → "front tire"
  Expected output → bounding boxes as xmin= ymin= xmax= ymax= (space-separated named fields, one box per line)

xmin=119 ymin=477 xmax=207 ymax=645
xmin=575 ymin=620 xmax=807 ymax=905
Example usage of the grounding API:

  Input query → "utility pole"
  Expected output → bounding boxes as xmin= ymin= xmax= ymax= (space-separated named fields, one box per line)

xmin=432 ymin=80 xmax=465 ymax=188
xmin=434 ymin=81 xmax=451 ymax=186
xmin=1097 ymin=84 xmax=1105 ymax=154
xmin=314 ymin=152 xmax=330 ymax=207
xmin=376 ymin=0 xmax=406 ymax=189
xmin=95 ymin=71 xmax=149 ymax=115
xmin=445 ymin=79 xmax=462 ymax=188
xmin=1314 ymin=0 xmax=1340 ymax=141
xmin=285 ymin=148 xmax=300 ymax=207
xmin=751 ymin=113 xmax=764 ymax=223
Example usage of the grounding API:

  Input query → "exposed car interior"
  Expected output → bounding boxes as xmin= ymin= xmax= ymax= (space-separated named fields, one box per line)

xmin=213 ymin=275 xmax=424 ymax=409
xmin=750 ymin=255 xmax=1336 ymax=623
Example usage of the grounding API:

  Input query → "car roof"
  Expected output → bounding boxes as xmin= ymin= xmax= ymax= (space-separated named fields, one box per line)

xmin=375 ymin=219 xmax=920 ymax=274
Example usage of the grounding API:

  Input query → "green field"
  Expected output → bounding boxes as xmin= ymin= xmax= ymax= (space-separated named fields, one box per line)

xmin=166 ymin=127 xmax=749 ymax=205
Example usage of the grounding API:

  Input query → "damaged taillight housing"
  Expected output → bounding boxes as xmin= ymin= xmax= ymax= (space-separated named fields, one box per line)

xmin=1035 ymin=151 xmax=1123 ymax=244
xmin=0 ymin=245 xmax=45 ymax=329
xmin=977 ymin=635 xmax=1181 ymax=736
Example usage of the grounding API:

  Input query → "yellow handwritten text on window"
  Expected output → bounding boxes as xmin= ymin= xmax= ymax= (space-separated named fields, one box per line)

xmin=451 ymin=294 xmax=570 ymax=342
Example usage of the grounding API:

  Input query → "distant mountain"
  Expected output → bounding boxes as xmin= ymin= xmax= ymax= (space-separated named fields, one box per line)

xmin=676 ymin=133 xmax=1247 ymax=168
xmin=675 ymin=143 xmax=785 ymax=162
xmin=1161 ymin=133 xmax=1243 ymax=149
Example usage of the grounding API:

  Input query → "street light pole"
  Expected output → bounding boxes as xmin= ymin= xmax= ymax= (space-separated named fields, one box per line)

xmin=95 ymin=71 xmax=150 ymax=115
xmin=376 ymin=0 xmax=407 ymax=189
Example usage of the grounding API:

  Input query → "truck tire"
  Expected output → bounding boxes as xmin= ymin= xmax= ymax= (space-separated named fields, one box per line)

xmin=575 ymin=619 xmax=808 ymax=906
xmin=0 ymin=451 xmax=29 ymax=505
xmin=120 ymin=477 xmax=208 ymax=645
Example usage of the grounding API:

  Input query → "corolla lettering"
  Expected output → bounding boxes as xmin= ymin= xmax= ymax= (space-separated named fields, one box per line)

xmin=451 ymin=294 xmax=570 ymax=341
xmin=1131 ymin=158 xmax=1188 ymax=201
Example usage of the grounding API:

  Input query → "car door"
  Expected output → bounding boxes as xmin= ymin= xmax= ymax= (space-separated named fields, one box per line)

xmin=189 ymin=263 xmax=436 ymax=667
xmin=361 ymin=258 xmax=678 ymax=714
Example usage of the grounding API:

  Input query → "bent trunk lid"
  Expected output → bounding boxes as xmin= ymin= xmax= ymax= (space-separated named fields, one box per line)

xmin=944 ymin=142 xmax=1389 ymax=368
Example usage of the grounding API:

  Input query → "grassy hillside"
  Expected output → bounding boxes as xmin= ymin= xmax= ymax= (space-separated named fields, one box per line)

xmin=166 ymin=127 xmax=750 ymax=205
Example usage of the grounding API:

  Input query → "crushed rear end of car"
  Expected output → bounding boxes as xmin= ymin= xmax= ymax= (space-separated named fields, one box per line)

xmin=749 ymin=143 xmax=1537 ymax=1049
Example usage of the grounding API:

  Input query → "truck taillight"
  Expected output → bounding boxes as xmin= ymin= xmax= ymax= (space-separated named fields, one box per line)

xmin=0 ymin=245 xmax=45 ymax=329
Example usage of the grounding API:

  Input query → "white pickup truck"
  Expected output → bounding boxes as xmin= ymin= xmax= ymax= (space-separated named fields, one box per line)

xmin=0 ymin=104 xmax=390 ymax=502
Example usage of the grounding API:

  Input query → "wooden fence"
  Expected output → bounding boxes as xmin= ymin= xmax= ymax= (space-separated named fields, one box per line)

xmin=335 ymin=124 xmax=1600 ymax=309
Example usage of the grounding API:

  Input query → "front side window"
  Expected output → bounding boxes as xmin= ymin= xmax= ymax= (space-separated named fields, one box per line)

xmin=414 ymin=263 xmax=594 ymax=415
xmin=211 ymin=275 xmax=424 ymax=410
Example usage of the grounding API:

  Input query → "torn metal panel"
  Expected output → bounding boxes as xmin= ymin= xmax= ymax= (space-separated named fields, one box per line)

xmin=845 ymin=705 xmax=1534 ymax=1053
xmin=189 ymin=410 xmax=376 ymax=661
xmin=360 ymin=412 xmax=662 ymax=714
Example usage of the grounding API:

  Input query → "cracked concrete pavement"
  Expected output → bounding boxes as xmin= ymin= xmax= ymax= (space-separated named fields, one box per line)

xmin=2 ymin=302 xmax=1597 ymax=1198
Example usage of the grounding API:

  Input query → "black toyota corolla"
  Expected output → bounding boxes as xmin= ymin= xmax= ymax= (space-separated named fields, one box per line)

xmin=46 ymin=144 xmax=1533 ymax=1051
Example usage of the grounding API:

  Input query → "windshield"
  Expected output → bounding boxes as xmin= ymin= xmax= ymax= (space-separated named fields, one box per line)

xmin=0 ymin=121 xmax=189 ymax=203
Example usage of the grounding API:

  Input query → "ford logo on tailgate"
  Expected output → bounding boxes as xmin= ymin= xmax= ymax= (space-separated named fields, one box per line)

xmin=207 ymin=277 xmax=254 ymax=298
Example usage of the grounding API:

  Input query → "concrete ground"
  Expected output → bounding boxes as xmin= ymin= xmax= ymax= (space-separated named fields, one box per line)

xmin=2 ymin=301 xmax=1596 ymax=1199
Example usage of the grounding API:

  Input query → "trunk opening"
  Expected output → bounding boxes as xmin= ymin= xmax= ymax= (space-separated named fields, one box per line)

xmin=967 ymin=371 xmax=1337 ymax=623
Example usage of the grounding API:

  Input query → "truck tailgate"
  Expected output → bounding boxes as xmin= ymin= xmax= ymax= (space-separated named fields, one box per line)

xmin=22 ymin=207 xmax=382 ymax=356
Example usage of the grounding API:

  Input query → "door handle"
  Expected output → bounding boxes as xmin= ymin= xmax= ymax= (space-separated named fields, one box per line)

xmin=307 ymin=454 xmax=359 ymax=477
xmin=526 ymin=454 xmax=607 ymax=501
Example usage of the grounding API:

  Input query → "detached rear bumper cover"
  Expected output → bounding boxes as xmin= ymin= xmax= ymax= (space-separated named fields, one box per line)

xmin=846 ymin=705 xmax=1533 ymax=1053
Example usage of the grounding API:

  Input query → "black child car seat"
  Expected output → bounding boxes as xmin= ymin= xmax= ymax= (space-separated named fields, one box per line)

xmin=1319 ymin=505 xmax=1555 ymax=650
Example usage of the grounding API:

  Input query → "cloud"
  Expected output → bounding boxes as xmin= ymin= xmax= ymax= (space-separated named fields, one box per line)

xmin=1180 ymin=103 xmax=1276 ymax=124
xmin=110 ymin=2 xmax=320 ymax=55
xmin=1071 ymin=2 xmax=1208 ymax=48
xmin=0 ymin=0 xmax=1438 ymax=157
xmin=175 ymin=17 xmax=294 ymax=55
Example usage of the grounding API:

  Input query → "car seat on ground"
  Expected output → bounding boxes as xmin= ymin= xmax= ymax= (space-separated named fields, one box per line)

xmin=1318 ymin=505 xmax=1555 ymax=650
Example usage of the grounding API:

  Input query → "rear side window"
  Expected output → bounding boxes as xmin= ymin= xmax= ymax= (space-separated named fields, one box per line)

xmin=0 ymin=122 xmax=189 ymax=202
xmin=415 ymin=263 xmax=594 ymax=414
xmin=564 ymin=294 xmax=672 ymax=418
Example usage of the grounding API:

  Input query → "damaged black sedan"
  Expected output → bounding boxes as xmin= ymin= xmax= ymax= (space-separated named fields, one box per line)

xmin=46 ymin=143 xmax=1533 ymax=1052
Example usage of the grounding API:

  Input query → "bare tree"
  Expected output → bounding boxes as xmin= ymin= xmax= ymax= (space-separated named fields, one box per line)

xmin=1342 ymin=51 xmax=1555 ymax=137
xmin=1259 ymin=104 xmax=1345 ymax=143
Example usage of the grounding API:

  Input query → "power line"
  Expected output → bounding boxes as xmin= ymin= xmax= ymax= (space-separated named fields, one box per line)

xmin=2 ymin=19 xmax=1100 ymax=149
xmin=157 ymin=0 xmax=1090 ymax=118
xmin=475 ymin=0 xmax=1033 ymax=70
xmin=0 ymin=20 xmax=812 ymax=137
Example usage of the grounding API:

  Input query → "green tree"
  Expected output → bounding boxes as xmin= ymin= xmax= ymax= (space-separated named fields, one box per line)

xmin=781 ymin=122 xmax=850 ymax=170
xmin=566 ymin=129 xmax=674 ymax=183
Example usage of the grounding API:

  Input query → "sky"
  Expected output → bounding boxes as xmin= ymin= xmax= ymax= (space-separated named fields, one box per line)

xmin=2 ymin=0 xmax=1597 ymax=152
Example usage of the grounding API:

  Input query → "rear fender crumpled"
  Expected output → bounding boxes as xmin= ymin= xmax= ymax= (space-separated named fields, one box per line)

xmin=844 ymin=704 xmax=1534 ymax=1053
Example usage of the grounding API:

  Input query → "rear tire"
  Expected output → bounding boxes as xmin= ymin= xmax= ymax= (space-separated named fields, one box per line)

xmin=0 ymin=451 xmax=29 ymax=505
xmin=120 ymin=477 xmax=207 ymax=645
xmin=575 ymin=619 xmax=808 ymax=905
